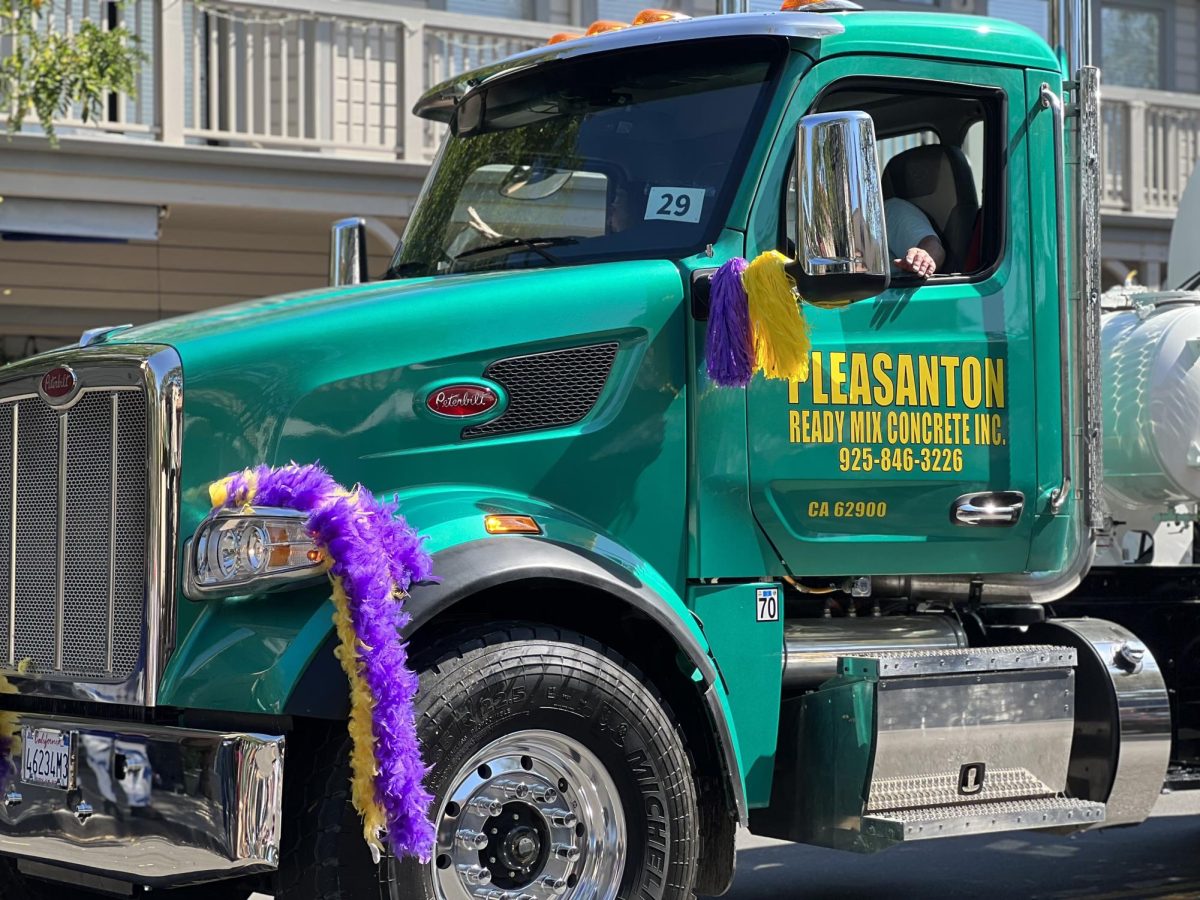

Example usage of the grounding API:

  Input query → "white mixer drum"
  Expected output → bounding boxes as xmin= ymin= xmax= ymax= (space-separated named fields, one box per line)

xmin=1103 ymin=292 xmax=1200 ymax=509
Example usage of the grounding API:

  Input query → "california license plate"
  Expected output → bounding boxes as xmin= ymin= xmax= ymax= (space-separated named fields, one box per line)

xmin=20 ymin=727 xmax=73 ymax=790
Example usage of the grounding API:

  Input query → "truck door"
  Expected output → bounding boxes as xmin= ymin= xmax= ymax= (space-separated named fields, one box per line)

xmin=744 ymin=57 xmax=1042 ymax=578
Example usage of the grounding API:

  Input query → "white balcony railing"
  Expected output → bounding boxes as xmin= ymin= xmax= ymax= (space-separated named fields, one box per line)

xmin=3 ymin=0 xmax=558 ymax=161
xmin=8 ymin=5 xmax=1200 ymax=218
xmin=1102 ymin=85 xmax=1200 ymax=217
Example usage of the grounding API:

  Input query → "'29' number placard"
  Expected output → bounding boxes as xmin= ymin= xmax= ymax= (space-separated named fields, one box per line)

xmin=644 ymin=186 xmax=705 ymax=224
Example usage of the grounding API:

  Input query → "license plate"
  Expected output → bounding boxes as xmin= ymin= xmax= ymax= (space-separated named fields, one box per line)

xmin=21 ymin=727 xmax=73 ymax=790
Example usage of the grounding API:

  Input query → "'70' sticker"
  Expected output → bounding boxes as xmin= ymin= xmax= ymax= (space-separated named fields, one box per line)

xmin=756 ymin=588 xmax=779 ymax=622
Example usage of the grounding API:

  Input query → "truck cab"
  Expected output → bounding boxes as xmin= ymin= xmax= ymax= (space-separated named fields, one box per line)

xmin=0 ymin=7 xmax=1174 ymax=900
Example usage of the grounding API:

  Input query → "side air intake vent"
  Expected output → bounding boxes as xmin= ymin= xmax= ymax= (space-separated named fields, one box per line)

xmin=463 ymin=343 xmax=618 ymax=439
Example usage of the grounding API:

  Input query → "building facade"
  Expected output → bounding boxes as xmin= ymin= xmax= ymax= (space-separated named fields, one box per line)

xmin=0 ymin=0 xmax=1194 ymax=359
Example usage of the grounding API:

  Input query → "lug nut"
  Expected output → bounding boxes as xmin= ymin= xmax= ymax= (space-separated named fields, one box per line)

xmin=540 ymin=876 xmax=568 ymax=894
xmin=458 ymin=864 xmax=493 ymax=885
xmin=554 ymin=844 xmax=581 ymax=861
xmin=549 ymin=811 xmax=577 ymax=828
xmin=496 ymin=779 xmax=530 ymax=799
xmin=470 ymin=796 xmax=505 ymax=817
xmin=458 ymin=830 xmax=490 ymax=850
xmin=531 ymin=786 xmax=558 ymax=803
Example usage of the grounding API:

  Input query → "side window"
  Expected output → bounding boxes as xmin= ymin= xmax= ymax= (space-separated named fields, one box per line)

xmin=783 ymin=81 xmax=1005 ymax=282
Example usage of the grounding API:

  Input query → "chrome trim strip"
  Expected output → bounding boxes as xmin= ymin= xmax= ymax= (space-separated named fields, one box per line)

xmin=55 ymin=414 xmax=66 ymax=672
xmin=7 ymin=404 xmax=15 ymax=669
xmin=0 ymin=711 xmax=283 ymax=886
xmin=0 ymin=344 xmax=182 ymax=706
xmin=1077 ymin=66 xmax=1106 ymax=535
xmin=107 ymin=394 xmax=117 ymax=675
xmin=143 ymin=348 xmax=183 ymax=707
xmin=1041 ymin=83 xmax=1072 ymax=514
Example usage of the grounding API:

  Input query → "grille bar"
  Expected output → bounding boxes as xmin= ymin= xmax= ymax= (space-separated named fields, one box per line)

xmin=5 ymin=404 xmax=14 ymax=667
xmin=55 ymin=415 xmax=66 ymax=671
xmin=108 ymin=393 xmax=117 ymax=675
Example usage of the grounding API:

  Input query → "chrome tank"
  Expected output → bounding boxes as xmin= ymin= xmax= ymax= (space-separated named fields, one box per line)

xmin=782 ymin=615 xmax=967 ymax=687
xmin=1101 ymin=291 xmax=1200 ymax=509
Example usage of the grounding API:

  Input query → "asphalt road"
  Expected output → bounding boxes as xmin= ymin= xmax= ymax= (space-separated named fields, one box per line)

xmin=726 ymin=791 xmax=1200 ymax=900
xmin=252 ymin=793 xmax=1200 ymax=900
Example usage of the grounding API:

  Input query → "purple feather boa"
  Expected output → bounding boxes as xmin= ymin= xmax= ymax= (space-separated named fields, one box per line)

xmin=706 ymin=257 xmax=753 ymax=387
xmin=214 ymin=463 xmax=435 ymax=859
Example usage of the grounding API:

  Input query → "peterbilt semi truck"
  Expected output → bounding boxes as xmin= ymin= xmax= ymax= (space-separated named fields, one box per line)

xmin=0 ymin=3 xmax=1194 ymax=899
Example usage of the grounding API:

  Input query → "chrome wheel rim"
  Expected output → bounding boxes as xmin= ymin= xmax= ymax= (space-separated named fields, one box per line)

xmin=430 ymin=729 xmax=627 ymax=900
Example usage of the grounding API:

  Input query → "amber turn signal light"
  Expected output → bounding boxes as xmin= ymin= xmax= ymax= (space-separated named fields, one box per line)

xmin=585 ymin=19 xmax=629 ymax=35
xmin=632 ymin=9 xmax=689 ymax=24
xmin=484 ymin=515 xmax=542 ymax=535
xmin=547 ymin=31 xmax=582 ymax=44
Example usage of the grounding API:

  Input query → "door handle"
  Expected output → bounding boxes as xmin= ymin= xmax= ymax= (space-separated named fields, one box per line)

xmin=951 ymin=491 xmax=1025 ymax=527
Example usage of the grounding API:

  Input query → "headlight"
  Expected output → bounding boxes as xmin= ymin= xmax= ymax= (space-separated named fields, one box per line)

xmin=187 ymin=507 xmax=326 ymax=599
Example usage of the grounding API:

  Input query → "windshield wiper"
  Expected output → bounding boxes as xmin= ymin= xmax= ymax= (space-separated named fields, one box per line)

xmin=451 ymin=236 xmax=578 ymax=266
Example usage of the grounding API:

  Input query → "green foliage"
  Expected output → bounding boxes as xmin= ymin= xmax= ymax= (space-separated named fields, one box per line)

xmin=0 ymin=0 xmax=143 ymax=143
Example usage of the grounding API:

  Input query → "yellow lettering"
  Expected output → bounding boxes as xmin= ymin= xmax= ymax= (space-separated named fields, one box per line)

xmin=886 ymin=411 xmax=898 ymax=443
xmin=788 ymin=380 xmax=800 ymax=404
xmin=849 ymin=353 xmax=871 ymax=405
xmin=828 ymin=352 xmax=848 ymax=404
xmin=919 ymin=355 xmax=941 ymax=407
xmin=872 ymin=354 xmax=894 ymax=406
xmin=811 ymin=353 xmax=828 ymax=404
xmin=976 ymin=412 xmax=990 ymax=445
xmin=962 ymin=357 xmax=982 ymax=409
xmin=940 ymin=356 xmax=960 ymax=406
xmin=895 ymin=355 xmax=917 ymax=406
xmin=985 ymin=358 xmax=1005 ymax=408
xmin=789 ymin=410 xmax=801 ymax=443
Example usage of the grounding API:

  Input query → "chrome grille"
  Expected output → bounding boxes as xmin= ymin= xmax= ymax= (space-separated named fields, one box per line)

xmin=0 ymin=388 xmax=148 ymax=680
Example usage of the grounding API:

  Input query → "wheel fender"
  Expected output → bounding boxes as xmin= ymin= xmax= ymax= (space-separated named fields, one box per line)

xmin=286 ymin=485 xmax=749 ymax=824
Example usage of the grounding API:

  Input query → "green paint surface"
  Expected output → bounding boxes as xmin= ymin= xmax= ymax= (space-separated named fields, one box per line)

xmin=90 ymin=12 xmax=1071 ymax=804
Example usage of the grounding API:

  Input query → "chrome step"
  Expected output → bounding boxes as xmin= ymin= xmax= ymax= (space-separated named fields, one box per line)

xmin=838 ymin=644 xmax=1077 ymax=678
xmin=862 ymin=797 xmax=1106 ymax=843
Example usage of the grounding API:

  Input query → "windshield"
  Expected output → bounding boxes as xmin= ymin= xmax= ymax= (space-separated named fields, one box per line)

xmin=389 ymin=37 xmax=784 ymax=278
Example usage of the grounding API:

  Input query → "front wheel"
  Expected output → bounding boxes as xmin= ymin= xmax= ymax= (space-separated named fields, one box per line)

xmin=393 ymin=624 xmax=699 ymax=900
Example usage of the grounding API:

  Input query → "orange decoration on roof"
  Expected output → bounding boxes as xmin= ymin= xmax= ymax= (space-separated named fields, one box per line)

xmin=547 ymin=31 xmax=582 ymax=44
xmin=781 ymin=0 xmax=823 ymax=7
xmin=632 ymin=8 xmax=690 ymax=24
xmin=585 ymin=19 xmax=629 ymax=35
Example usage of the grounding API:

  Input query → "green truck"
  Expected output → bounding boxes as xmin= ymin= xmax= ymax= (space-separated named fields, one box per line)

xmin=0 ymin=4 xmax=1189 ymax=899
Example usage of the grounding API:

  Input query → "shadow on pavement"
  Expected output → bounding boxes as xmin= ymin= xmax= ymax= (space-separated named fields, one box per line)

xmin=727 ymin=814 xmax=1200 ymax=899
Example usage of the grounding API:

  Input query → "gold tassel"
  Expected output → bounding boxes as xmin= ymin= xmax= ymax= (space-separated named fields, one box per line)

xmin=743 ymin=250 xmax=811 ymax=382
xmin=330 ymin=577 xmax=388 ymax=861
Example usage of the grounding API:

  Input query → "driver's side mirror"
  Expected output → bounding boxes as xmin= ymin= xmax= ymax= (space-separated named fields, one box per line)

xmin=792 ymin=111 xmax=890 ymax=307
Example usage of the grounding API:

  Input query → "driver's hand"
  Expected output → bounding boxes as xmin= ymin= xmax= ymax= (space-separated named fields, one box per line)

xmin=895 ymin=247 xmax=937 ymax=277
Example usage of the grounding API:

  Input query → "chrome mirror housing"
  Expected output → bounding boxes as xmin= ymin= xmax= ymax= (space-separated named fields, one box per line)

xmin=329 ymin=217 xmax=369 ymax=286
xmin=793 ymin=111 xmax=890 ymax=307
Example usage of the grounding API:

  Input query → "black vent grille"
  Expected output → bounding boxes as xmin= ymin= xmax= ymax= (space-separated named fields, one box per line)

xmin=463 ymin=343 xmax=619 ymax=439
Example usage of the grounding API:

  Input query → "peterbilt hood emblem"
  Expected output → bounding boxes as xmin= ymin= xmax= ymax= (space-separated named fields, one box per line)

xmin=39 ymin=366 xmax=78 ymax=404
xmin=426 ymin=384 xmax=499 ymax=418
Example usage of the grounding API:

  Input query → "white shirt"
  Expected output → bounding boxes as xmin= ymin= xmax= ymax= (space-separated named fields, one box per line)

xmin=885 ymin=197 xmax=937 ymax=263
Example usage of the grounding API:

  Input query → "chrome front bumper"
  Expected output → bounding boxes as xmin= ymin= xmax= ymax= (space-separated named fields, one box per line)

xmin=0 ymin=712 xmax=284 ymax=887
